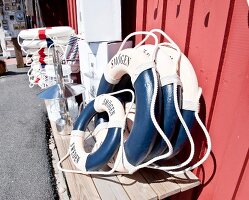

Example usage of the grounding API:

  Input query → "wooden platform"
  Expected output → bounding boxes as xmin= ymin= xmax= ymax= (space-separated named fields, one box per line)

xmin=50 ymin=121 xmax=200 ymax=200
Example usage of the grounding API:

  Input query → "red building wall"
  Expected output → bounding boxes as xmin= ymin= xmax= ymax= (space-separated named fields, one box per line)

xmin=67 ymin=0 xmax=78 ymax=33
xmin=135 ymin=0 xmax=249 ymax=199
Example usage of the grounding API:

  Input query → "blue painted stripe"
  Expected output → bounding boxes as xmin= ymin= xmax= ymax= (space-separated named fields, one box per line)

xmin=68 ymin=36 xmax=79 ymax=46
xmin=46 ymin=38 xmax=54 ymax=48
xmin=145 ymin=84 xmax=181 ymax=161
xmin=97 ymin=75 xmax=116 ymax=95
xmin=73 ymin=99 xmax=122 ymax=171
xmin=167 ymin=110 xmax=195 ymax=159
xmin=124 ymin=69 xmax=161 ymax=166
xmin=41 ymin=64 xmax=46 ymax=68
xmin=86 ymin=127 xmax=121 ymax=171
xmin=74 ymin=100 xmax=96 ymax=131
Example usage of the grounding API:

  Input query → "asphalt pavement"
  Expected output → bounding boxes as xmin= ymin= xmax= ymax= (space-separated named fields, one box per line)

xmin=0 ymin=62 xmax=57 ymax=200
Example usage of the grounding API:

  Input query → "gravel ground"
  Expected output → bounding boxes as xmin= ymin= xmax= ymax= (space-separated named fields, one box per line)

xmin=0 ymin=63 xmax=57 ymax=200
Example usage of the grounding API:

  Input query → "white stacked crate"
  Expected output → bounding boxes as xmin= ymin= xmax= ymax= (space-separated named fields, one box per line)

xmin=76 ymin=0 xmax=132 ymax=103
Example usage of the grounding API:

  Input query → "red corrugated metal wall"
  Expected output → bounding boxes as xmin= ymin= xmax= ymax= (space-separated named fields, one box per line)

xmin=67 ymin=0 xmax=249 ymax=199
xmin=134 ymin=0 xmax=249 ymax=199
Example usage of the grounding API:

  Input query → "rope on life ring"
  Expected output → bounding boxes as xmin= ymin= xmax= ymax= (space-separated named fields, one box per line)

xmin=57 ymin=91 xmax=136 ymax=175
xmin=134 ymin=44 xmax=182 ymax=162
xmin=56 ymin=30 xmax=211 ymax=175
xmin=146 ymin=41 xmax=211 ymax=175
xmin=70 ymin=94 xmax=125 ymax=171
xmin=96 ymin=31 xmax=175 ymax=173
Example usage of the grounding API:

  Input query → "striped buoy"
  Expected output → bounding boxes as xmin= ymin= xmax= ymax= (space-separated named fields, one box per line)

xmin=18 ymin=26 xmax=76 ymax=89
xmin=18 ymin=26 xmax=74 ymax=40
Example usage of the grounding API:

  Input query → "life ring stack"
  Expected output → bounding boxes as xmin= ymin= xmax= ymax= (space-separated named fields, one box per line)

xmin=58 ymin=30 xmax=211 ymax=175
xmin=18 ymin=26 xmax=75 ymax=89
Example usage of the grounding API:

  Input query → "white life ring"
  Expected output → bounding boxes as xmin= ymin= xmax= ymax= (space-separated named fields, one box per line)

xmin=70 ymin=94 xmax=125 ymax=172
xmin=31 ymin=56 xmax=53 ymax=65
xmin=96 ymin=47 xmax=163 ymax=172
xmin=18 ymin=26 xmax=75 ymax=40
xmin=21 ymin=37 xmax=69 ymax=49
xmin=161 ymin=45 xmax=199 ymax=157
xmin=136 ymin=44 xmax=182 ymax=161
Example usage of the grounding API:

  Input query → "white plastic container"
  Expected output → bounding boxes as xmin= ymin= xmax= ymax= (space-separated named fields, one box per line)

xmin=76 ymin=0 xmax=122 ymax=42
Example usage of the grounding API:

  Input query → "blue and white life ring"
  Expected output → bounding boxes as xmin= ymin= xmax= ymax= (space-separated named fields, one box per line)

xmin=134 ymin=44 xmax=181 ymax=161
xmin=146 ymin=43 xmax=211 ymax=174
xmin=96 ymin=47 xmax=162 ymax=171
xmin=56 ymin=30 xmax=211 ymax=175
xmin=162 ymin=45 xmax=199 ymax=158
xmin=69 ymin=94 xmax=125 ymax=172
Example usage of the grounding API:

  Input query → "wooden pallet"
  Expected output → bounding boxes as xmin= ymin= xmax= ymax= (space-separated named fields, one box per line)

xmin=50 ymin=121 xmax=200 ymax=200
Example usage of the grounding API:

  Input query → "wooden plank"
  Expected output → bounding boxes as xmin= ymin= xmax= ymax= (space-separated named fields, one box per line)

xmin=141 ymin=168 xmax=181 ymax=199
xmin=163 ymin=0 xmax=193 ymax=51
xmin=92 ymin=175 xmax=130 ymax=200
xmin=47 ymin=100 xmax=200 ymax=199
xmin=52 ymin=120 xmax=200 ymax=199
xmin=52 ymin=121 xmax=130 ymax=200
xmin=135 ymin=0 xmax=192 ymax=50
xmin=197 ymin=0 xmax=249 ymax=199
xmin=117 ymin=171 xmax=158 ymax=200
xmin=169 ymin=171 xmax=200 ymax=192
xmin=135 ymin=0 xmax=148 ymax=43
xmin=159 ymin=158 xmax=200 ymax=193
xmin=145 ymin=0 xmax=166 ymax=44
xmin=186 ymin=0 xmax=232 ymax=123
xmin=51 ymin=122 xmax=101 ymax=200
xmin=87 ymin=121 xmax=153 ymax=200
xmin=145 ymin=0 xmax=165 ymax=29
xmin=11 ymin=38 xmax=24 ymax=68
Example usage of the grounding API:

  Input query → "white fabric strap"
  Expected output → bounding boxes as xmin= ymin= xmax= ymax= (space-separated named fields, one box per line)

xmin=131 ymin=62 xmax=155 ymax=84
xmin=70 ymin=130 xmax=89 ymax=172
xmin=104 ymin=71 xmax=120 ymax=85
xmin=160 ymin=74 xmax=182 ymax=86
xmin=108 ymin=120 xmax=125 ymax=129
xmin=182 ymin=100 xmax=199 ymax=112
xmin=71 ymin=130 xmax=84 ymax=137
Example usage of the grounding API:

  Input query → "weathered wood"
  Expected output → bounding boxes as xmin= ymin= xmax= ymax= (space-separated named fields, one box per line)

xmin=141 ymin=168 xmax=181 ymax=199
xmin=11 ymin=38 xmax=24 ymax=68
xmin=48 ymin=107 xmax=200 ymax=200
xmin=117 ymin=172 xmax=158 ymax=200
xmin=92 ymin=175 xmax=130 ymax=200
xmin=186 ymin=0 xmax=232 ymax=121
xmin=199 ymin=0 xmax=249 ymax=199
xmin=169 ymin=172 xmax=200 ymax=192
xmin=164 ymin=0 xmax=193 ymax=51
xmin=158 ymin=159 xmax=200 ymax=193
xmin=51 ymin=122 xmax=100 ymax=200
